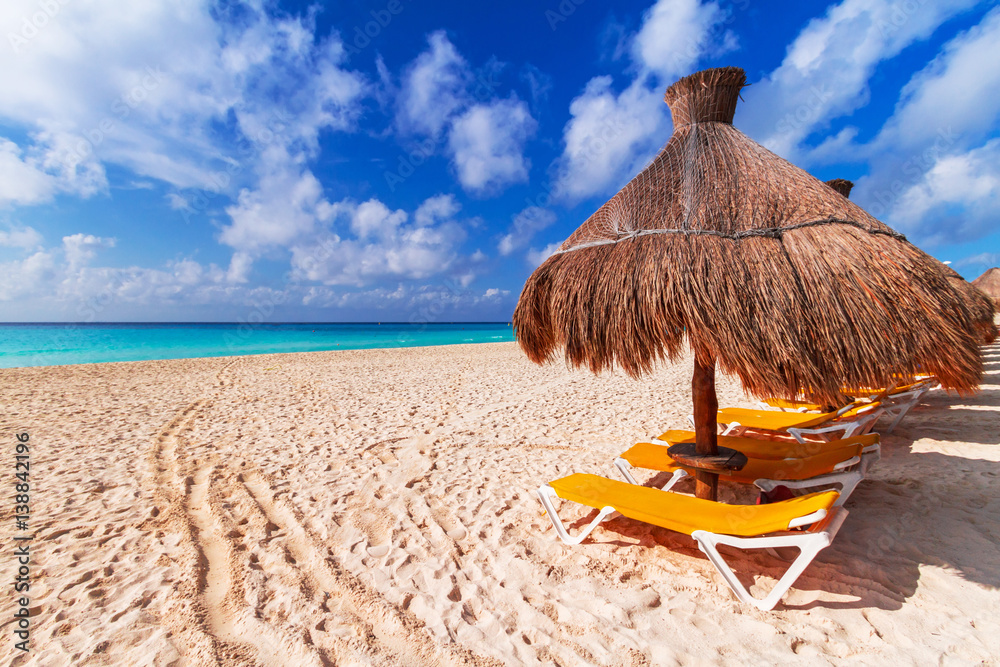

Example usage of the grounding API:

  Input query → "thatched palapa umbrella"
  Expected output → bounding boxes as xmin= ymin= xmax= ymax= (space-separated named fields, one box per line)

xmin=973 ymin=268 xmax=1000 ymax=308
xmin=824 ymin=178 xmax=996 ymax=345
xmin=514 ymin=67 xmax=983 ymax=501
xmin=824 ymin=178 xmax=854 ymax=198
xmin=944 ymin=265 xmax=997 ymax=345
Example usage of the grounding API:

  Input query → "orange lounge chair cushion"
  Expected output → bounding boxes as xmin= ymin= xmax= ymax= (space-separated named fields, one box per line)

xmin=548 ymin=473 xmax=839 ymax=537
xmin=620 ymin=441 xmax=865 ymax=483
xmin=655 ymin=430 xmax=878 ymax=460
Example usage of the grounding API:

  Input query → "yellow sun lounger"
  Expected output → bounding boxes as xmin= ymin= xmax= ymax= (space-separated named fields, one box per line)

xmin=759 ymin=397 xmax=828 ymax=412
xmin=715 ymin=401 xmax=882 ymax=443
xmin=613 ymin=433 xmax=880 ymax=505
xmin=651 ymin=429 xmax=875 ymax=459
xmin=843 ymin=377 xmax=938 ymax=433
xmin=759 ymin=376 xmax=937 ymax=431
xmin=537 ymin=474 xmax=845 ymax=610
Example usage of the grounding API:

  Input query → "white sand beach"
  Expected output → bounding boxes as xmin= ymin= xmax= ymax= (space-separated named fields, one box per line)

xmin=2 ymin=341 xmax=999 ymax=665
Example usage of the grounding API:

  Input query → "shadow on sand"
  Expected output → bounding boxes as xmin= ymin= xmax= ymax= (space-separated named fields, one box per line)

xmin=564 ymin=355 xmax=1000 ymax=611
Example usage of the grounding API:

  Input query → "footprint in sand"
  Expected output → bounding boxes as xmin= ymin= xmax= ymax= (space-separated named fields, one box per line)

xmin=366 ymin=543 xmax=391 ymax=558
xmin=427 ymin=497 xmax=468 ymax=541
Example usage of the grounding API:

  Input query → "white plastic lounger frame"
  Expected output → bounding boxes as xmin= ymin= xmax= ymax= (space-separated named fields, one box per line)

xmin=616 ymin=442 xmax=880 ymax=507
xmin=853 ymin=377 xmax=937 ymax=433
xmin=536 ymin=484 xmax=618 ymax=546
xmin=719 ymin=404 xmax=883 ymax=444
xmin=612 ymin=458 xmax=689 ymax=490
xmin=692 ymin=507 xmax=847 ymax=611
xmin=754 ymin=442 xmax=881 ymax=507
xmin=877 ymin=383 xmax=935 ymax=433
xmin=536 ymin=483 xmax=847 ymax=610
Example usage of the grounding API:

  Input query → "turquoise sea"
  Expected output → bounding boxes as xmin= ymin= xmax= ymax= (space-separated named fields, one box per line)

xmin=0 ymin=323 xmax=516 ymax=369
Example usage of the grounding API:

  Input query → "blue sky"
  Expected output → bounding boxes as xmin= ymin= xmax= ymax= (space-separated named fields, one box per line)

xmin=1 ymin=0 xmax=998 ymax=322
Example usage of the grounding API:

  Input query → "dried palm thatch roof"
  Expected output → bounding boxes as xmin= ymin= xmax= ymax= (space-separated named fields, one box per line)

xmin=825 ymin=179 xmax=854 ymax=198
xmin=825 ymin=179 xmax=995 ymax=345
xmin=973 ymin=267 xmax=1000 ymax=306
xmin=514 ymin=67 xmax=983 ymax=405
xmin=942 ymin=265 xmax=996 ymax=345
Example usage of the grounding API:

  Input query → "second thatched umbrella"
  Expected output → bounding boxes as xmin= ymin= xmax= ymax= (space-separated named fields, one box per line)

xmin=973 ymin=268 xmax=1000 ymax=308
xmin=515 ymin=67 xmax=983 ymax=501
xmin=824 ymin=178 xmax=996 ymax=345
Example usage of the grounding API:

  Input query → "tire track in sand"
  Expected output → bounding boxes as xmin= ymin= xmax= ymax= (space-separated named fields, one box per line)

xmin=148 ymin=359 xmax=284 ymax=665
xmin=151 ymin=359 xmax=500 ymax=666
xmin=186 ymin=463 xmax=333 ymax=666
xmin=239 ymin=469 xmax=500 ymax=667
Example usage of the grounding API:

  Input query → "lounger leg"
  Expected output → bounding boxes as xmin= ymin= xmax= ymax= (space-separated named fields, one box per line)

xmin=660 ymin=469 xmax=688 ymax=491
xmin=536 ymin=485 xmax=616 ymax=546
xmin=883 ymin=395 xmax=919 ymax=433
xmin=691 ymin=528 xmax=836 ymax=611
xmin=613 ymin=457 xmax=639 ymax=485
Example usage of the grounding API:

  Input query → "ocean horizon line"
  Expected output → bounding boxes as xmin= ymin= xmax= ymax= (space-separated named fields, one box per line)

xmin=0 ymin=321 xmax=517 ymax=369
xmin=0 ymin=321 xmax=514 ymax=326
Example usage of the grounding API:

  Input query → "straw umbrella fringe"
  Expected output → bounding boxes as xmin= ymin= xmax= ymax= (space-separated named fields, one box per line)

xmin=824 ymin=178 xmax=996 ymax=346
xmin=514 ymin=67 xmax=983 ymax=500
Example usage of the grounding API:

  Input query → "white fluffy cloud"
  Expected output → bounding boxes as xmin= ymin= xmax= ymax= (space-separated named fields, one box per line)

xmin=738 ymin=0 xmax=982 ymax=160
xmin=633 ymin=0 xmax=736 ymax=81
xmin=414 ymin=193 xmax=460 ymax=227
xmin=221 ymin=164 xmax=336 ymax=252
xmin=62 ymin=233 xmax=115 ymax=272
xmin=551 ymin=0 xmax=736 ymax=202
xmin=0 ymin=232 xmax=276 ymax=318
xmin=877 ymin=7 xmax=1000 ymax=150
xmin=956 ymin=252 xmax=1000 ymax=269
xmin=396 ymin=31 xmax=471 ymax=139
xmin=0 ymin=251 xmax=56 ymax=302
xmin=448 ymin=97 xmax=536 ymax=194
xmin=526 ymin=242 xmax=561 ymax=268
xmin=395 ymin=32 xmax=537 ymax=196
xmin=0 ymin=139 xmax=57 ymax=206
xmin=0 ymin=0 xmax=367 ymax=200
xmin=882 ymin=138 xmax=1000 ymax=243
xmin=552 ymin=77 xmax=668 ymax=202
xmin=0 ymin=226 xmax=43 ymax=249
xmin=848 ymin=7 xmax=1000 ymax=243
xmin=289 ymin=194 xmax=468 ymax=287
xmin=349 ymin=199 xmax=408 ymax=241
xmin=298 ymin=283 xmax=512 ymax=320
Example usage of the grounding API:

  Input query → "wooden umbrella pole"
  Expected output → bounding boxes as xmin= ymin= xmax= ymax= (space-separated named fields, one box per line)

xmin=692 ymin=353 xmax=720 ymax=501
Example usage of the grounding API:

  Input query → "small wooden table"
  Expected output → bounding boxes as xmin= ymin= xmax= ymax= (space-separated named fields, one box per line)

xmin=666 ymin=442 xmax=748 ymax=472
